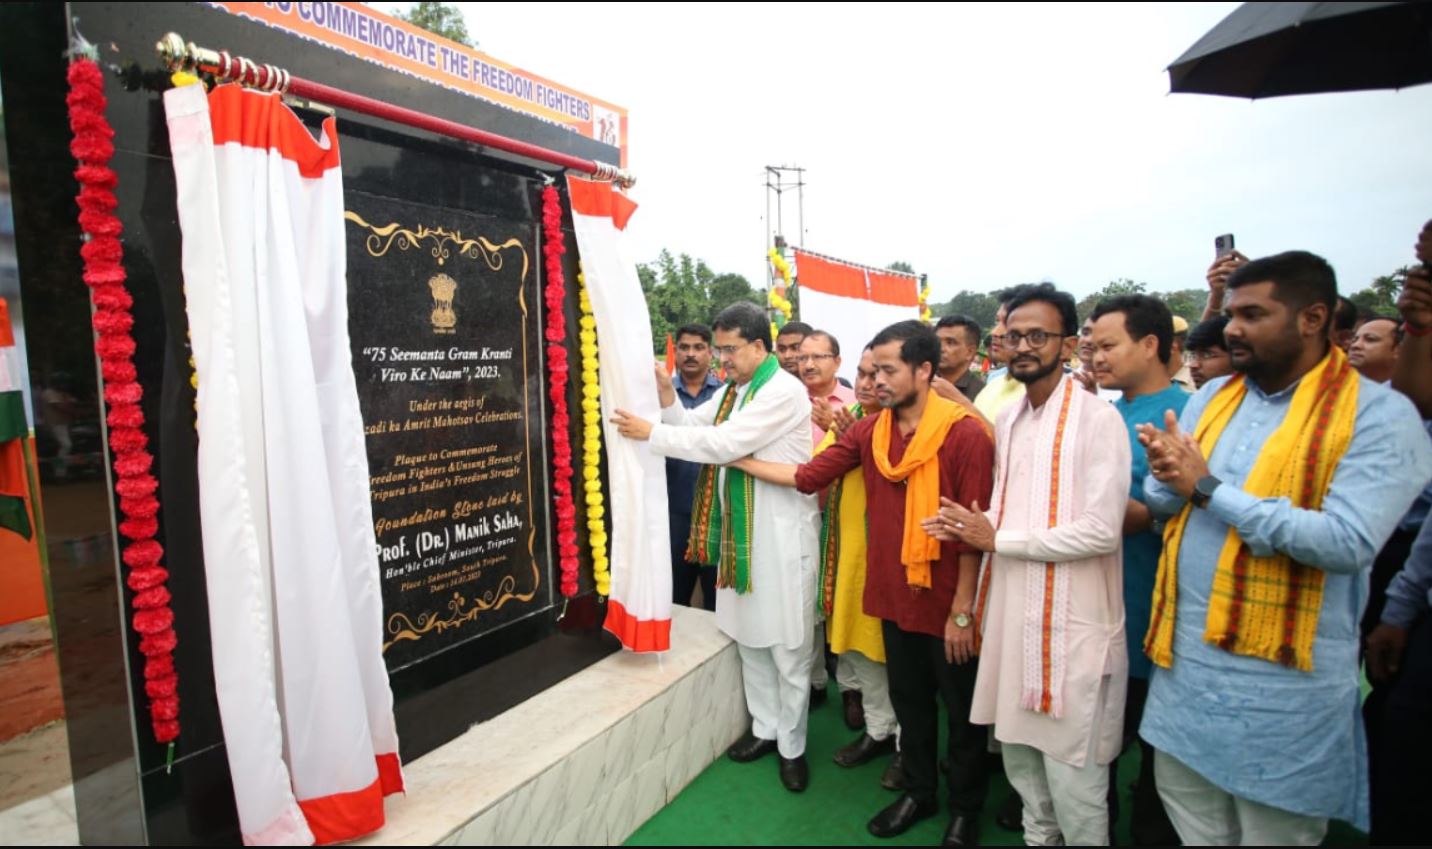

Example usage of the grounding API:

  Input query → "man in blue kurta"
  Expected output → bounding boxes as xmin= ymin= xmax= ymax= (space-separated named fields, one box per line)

xmin=1138 ymin=252 xmax=1432 ymax=845
xmin=1089 ymin=294 xmax=1187 ymax=845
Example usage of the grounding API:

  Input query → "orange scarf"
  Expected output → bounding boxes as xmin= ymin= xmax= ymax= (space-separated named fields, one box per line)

xmin=872 ymin=394 xmax=972 ymax=589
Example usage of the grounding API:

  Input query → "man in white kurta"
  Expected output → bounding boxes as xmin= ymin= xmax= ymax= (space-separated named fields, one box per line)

xmin=612 ymin=302 xmax=819 ymax=792
xmin=934 ymin=287 xmax=1130 ymax=846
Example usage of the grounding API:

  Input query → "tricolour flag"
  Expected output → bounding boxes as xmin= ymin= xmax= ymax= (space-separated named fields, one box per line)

xmin=793 ymin=250 xmax=921 ymax=384
xmin=166 ymin=82 xmax=401 ymax=845
xmin=567 ymin=176 xmax=672 ymax=652
xmin=0 ymin=297 xmax=31 ymax=541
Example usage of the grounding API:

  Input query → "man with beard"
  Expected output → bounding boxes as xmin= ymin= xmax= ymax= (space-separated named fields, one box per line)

xmin=613 ymin=302 xmax=819 ymax=793
xmin=1186 ymin=316 xmax=1233 ymax=390
xmin=1138 ymin=251 xmax=1432 ymax=844
xmin=974 ymin=286 xmax=1035 ymax=421
xmin=667 ymin=324 xmax=723 ymax=609
xmin=731 ymin=321 xmax=995 ymax=846
xmin=931 ymin=283 xmax=1131 ymax=847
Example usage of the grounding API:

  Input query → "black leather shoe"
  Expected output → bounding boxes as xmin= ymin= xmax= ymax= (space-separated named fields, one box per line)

xmin=941 ymin=814 xmax=980 ymax=847
xmin=779 ymin=755 xmax=810 ymax=792
xmin=868 ymin=794 xmax=937 ymax=838
xmin=842 ymin=689 xmax=865 ymax=730
xmin=880 ymin=752 xmax=907 ymax=791
xmin=810 ymin=684 xmax=829 ymax=709
xmin=834 ymin=732 xmax=896 ymax=768
xmin=727 ymin=732 xmax=778 ymax=763
xmin=995 ymin=790 xmax=1023 ymax=831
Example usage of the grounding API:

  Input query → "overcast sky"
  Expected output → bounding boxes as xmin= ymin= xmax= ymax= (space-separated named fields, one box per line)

xmin=382 ymin=2 xmax=1432 ymax=302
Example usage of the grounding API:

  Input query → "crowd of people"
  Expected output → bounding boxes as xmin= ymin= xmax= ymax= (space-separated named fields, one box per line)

xmin=610 ymin=219 xmax=1432 ymax=847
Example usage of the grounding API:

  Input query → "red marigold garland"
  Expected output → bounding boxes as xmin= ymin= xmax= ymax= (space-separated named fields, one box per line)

xmin=541 ymin=184 xmax=579 ymax=597
xmin=67 ymin=55 xmax=180 ymax=744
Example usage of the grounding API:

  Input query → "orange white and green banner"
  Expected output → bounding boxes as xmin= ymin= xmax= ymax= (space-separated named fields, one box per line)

xmin=209 ymin=2 xmax=629 ymax=166
xmin=793 ymin=249 xmax=921 ymax=384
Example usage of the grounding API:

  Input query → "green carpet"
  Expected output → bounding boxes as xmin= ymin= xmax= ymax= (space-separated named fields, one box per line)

xmin=627 ymin=680 xmax=1367 ymax=846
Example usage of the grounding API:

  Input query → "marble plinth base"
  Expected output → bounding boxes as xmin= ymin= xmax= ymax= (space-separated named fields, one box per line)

xmin=0 ymin=605 xmax=746 ymax=846
xmin=364 ymin=604 xmax=747 ymax=845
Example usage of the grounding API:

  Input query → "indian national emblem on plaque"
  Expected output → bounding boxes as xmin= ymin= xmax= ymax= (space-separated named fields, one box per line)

xmin=428 ymin=272 xmax=458 ymax=334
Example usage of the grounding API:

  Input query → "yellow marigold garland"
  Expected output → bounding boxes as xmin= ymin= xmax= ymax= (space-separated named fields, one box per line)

xmin=767 ymin=247 xmax=794 ymax=327
xmin=576 ymin=270 xmax=611 ymax=596
xmin=919 ymin=283 xmax=933 ymax=324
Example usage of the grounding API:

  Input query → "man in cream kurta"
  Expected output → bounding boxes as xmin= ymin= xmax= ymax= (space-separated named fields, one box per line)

xmin=651 ymin=366 xmax=817 ymax=654
xmin=934 ymin=286 xmax=1130 ymax=847
xmin=613 ymin=302 xmax=820 ymax=791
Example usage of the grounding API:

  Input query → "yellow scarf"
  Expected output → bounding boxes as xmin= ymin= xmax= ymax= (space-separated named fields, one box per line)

xmin=1145 ymin=346 xmax=1359 ymax=672
xmin=872 ymin=394 xmax=972 ymax=590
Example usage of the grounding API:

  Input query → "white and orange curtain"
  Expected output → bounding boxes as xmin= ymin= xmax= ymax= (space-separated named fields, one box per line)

xmin=566 ymin=175 xmax=672 ymax=652
xmin=166 ymin=83 xmax=401 ymax=845
xmin=792 ymin=250 xmax=921 ymax=383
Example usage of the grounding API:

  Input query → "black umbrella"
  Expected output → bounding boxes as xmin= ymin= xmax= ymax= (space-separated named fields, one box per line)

xmin=1168 ymin=1 xmax=1432 ymax=98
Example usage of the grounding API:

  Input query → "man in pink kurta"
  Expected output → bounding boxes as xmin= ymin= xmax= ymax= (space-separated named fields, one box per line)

xmin=931 ymin=284 xmax=1129 ymax=847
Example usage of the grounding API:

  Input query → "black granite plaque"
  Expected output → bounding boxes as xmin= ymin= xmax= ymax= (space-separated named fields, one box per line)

xmin=344 ymin=191 xmax=552 ymax=672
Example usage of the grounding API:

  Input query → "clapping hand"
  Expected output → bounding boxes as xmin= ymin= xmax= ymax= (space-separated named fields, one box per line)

xmin=1136 ymin=410 xmax=1208 ymax=499
xmin=811 ymin=398 xmax=835 ymax=433
xmin=920 ymin=497 xmax=994 ymax=552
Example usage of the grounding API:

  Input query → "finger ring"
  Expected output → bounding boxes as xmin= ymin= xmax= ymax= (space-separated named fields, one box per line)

xmin=956 ymin=521 xmax=965 ymax=529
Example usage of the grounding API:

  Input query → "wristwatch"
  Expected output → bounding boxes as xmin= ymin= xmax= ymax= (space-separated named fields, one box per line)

xmin=951 ymin=611 xmax=973 ymax=629
xmin=1190 ymin=475 xmax=1222 ymax=509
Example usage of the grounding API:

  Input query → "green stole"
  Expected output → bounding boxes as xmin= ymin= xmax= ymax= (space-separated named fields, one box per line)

xmin=685 ymin=354 xmax=780 ymax=594
xmin=818 ymin=403 xmax=864 ymax=617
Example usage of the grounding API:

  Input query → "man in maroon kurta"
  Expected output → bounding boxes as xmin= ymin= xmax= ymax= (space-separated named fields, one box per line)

xmin=734 ymin=321 xmax=995 ymax=846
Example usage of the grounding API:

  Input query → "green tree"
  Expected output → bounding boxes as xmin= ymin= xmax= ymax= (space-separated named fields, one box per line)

xmin=937 ymin=290 xmax=1002 ymax=331
xmin=1156 ymin=288 xmax=1208 ymax=327
xmin=1349 ymin=267 xmax=1409 ymax=318
xmin=887 ymin=261 xmax=916 ymax=274
xmin=636 ymin=250 xmax=759 ymax=352
xmin=395 ymin=2 xmax=475 ymax=47
xmin=1076 ymin=279 xmax=1147 ymax=320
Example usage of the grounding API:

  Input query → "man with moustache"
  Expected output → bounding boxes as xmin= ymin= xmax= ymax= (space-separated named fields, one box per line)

xmin=666 ymin=324 xmax=723 ymax=609
xmin=798 ymin=329 xmax=855 ymax=713
xmin=800 ymin=330 xmax=856 ymax=449
xmin=731 ymin=321 xmax=995 ymax=846
xmin=1138 ymin=251 xmax=1432 ymax=844
xmin=974 ymin=285 xmax=1035 ymax=421
xmin=934 ymin=315 xmax=986 ymax=401
xmin=775 ymin=320 xmax=814 ymax=377
xmin=932 ymin=283 xmax=1131 ymax=847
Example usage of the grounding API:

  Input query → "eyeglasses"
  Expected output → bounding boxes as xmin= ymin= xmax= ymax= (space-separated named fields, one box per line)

xmin=714 ymin=341 xmax=755 ymax=358
xmin=1001 ymin=330 xmax=1067 ymax=349
xmin=1186 ymin=349 xmax=1228 ymax=362
xmin=796 ymin=353 xmax=836 ymax=363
